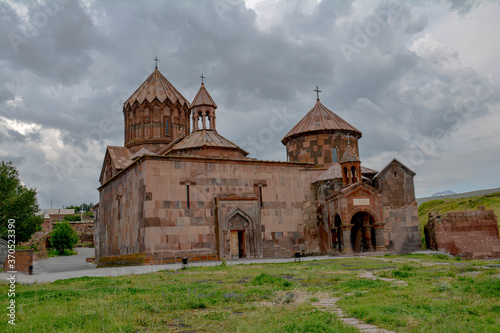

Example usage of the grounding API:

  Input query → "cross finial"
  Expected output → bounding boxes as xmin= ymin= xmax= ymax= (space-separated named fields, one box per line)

xmin=346 ymin=133 xmax=351 ymax=144
xmin=154 ymin=56 xmax=159 ymax=69
xmin=200 ymin=73 xmax=205 ymax=84
xmin=314 ymin=86 xmax=321 ymax=100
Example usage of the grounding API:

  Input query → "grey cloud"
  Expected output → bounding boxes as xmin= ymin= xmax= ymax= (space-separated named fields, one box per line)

xmin=0 ymin=0 xmax=497 ymax=206
xmin=0 ymin=1 xmax=102 ymax=85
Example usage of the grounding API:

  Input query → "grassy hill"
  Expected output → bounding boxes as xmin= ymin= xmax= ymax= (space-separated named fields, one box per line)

xmin=418 ymin=191 xmax=500 ymax=247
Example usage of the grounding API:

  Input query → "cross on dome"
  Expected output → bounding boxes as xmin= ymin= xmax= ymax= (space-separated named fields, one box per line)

xmin=314 ymin=86 xmax=321 ymax=100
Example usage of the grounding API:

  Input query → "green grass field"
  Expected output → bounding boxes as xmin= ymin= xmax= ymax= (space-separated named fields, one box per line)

xmin=418 ymin=192 xmax=500 ymax=246
xmin=2 ymin=255 xmax=499 ymax=332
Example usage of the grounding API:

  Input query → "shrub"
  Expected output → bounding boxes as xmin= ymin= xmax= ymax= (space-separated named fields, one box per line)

xmin=62 ymin=214 xmax=82 ymax=222
xmin=50 ymin=222 xmax=79 ymax=254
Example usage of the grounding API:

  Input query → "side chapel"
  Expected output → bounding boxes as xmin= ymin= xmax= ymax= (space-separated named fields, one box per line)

xmin=95 ymin=66 xmax=421 ymax=265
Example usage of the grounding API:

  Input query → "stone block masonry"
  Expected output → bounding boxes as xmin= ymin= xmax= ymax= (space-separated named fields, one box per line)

xmin=3 ymin=249 xmax=33 ymax=274
xmin=425 ymin=207 xmax=500 ymax=259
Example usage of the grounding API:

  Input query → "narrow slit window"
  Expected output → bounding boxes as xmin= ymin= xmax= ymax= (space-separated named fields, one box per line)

xmin=165 ymin=120 xmax=170 ymax=136
xmin=332 ymin=148 xmax=338 ymax=163
xmin=186 ymin=184 xmax=190 ymax=209
xmin=259 ymin=186 xmax=263 ymax=207
xmin=117 ymin=197 xmax=121 ymax=220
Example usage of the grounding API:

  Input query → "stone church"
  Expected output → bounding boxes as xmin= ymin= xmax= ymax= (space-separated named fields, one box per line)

xmin=95 ymin=66 xmax=421 ymax=266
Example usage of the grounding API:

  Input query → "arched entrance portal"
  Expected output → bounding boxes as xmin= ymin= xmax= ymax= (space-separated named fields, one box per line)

xmin=350 ymin=212 xmax=376 ymax=252
xmin=228 ymin=213 xmax=249 ymax=258
xmin=331 ymin=214 xmax=343 ymax=252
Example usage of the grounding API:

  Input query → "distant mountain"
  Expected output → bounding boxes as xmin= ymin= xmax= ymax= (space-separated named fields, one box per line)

xmin=432 ymin=190 xmax=457 ymax=197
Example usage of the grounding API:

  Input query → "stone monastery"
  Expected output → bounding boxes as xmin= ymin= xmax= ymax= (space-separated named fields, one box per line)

xmin=96 ymin=66 xmax=421 ymax=266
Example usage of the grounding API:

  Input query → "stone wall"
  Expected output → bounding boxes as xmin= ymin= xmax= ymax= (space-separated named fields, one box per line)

xmin=286 ymin=132 xmax=359 ymax=167
xmin=425 ymin=207 xmax=500 ymax=259
xmin=97 ymin=155 xmax=322 ymax=265
xmin=69 ymin=221 xmax=95 ymax=243
xmin=374 ymin=160 xmax=421 ymax=253
xmin=97 ymin=161 xmax=146 ymax=261
xmin=3 ymin=249 xmax=33 ymax=274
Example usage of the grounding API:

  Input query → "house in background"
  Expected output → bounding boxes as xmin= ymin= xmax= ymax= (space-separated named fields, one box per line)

xmin=37 ymin=208 xmax=75 ymax=232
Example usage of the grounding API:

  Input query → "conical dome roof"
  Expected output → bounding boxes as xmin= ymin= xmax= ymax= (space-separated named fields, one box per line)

xmin=191 ymin=83 xmax=217 ymax=108
xmin=340 ymin=145 xmax=360 ymax=163
xmin=282 ymin=99 xmax=361 ymax=144
xmin=124 ymin=69 xmax=189 ymax=108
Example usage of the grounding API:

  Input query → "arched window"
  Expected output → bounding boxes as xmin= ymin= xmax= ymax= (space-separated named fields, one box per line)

xmin=332 ymin=148 xmax=338 ymax=163
xmin=351 ymin=166 xmax=357 ymax=183
xmin=343 ymin=167 xmax=349 ymax=184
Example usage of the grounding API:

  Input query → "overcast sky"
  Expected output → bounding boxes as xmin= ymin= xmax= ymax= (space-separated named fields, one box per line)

xmin=1 ymin=0 xmax=499 ymax=209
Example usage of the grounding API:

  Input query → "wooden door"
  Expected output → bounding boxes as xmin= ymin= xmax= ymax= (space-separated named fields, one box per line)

xmin=230 ymin=231 xmax=239 ymax=258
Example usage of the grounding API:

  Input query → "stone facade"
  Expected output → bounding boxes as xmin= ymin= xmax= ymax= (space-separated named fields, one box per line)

xmin=425 ymin=207 xmax=500 ymax=259
xmin=96 ymin=156 xmax=323 ymax=265
xmin=373 ymin=160 xmax=421 ymax=252
xmin=96 ymin=68 xmax=421 ymax=266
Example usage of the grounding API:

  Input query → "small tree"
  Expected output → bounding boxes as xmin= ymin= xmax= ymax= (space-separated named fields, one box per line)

xmin=50 ymin=222 xmax=78 ymax=254
xmin=0 ymin=161 xmax=43 ymax=243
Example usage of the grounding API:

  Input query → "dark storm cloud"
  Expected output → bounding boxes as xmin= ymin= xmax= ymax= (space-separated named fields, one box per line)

xmin=0 ymin=0 xmax=498 ymax=207
xmin=1 ymin=1 xmax=105 ymax=83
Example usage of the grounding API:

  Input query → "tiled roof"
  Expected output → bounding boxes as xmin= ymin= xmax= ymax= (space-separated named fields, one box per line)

xmin=339 ymin=145 xmax=360 ymax=163
xmin=169 ymin=130 xmax=248 ymax=156
xmin=282 ymin=99 xmax=361 ymax=144
xmin=315 ymin=164 xmax=343 ymax=181
xmin=124 ymin=69 xmax=189 ymax=108
xmin=314 ymin=163 xmax=379 ymax=182
xmin=108 ymin=146 xmax=133 ymax=170
xmin=157 ymin=135 xmax=186 ymax=155
xmin=191 ymin=83 xmax=217 ymax=108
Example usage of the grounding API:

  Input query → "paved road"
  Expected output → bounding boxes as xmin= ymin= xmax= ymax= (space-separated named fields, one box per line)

xmin=35 ymin=247 xmax=96 ymax=273
xmin=1 ymin=249 xmax=449 ymax=285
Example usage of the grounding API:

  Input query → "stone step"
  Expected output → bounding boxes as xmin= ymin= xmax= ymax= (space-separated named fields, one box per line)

xmin=311 ymin=297 xmax=397 ymax=333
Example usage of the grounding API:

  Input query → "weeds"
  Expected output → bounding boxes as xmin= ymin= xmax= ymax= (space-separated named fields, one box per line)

xmin=1 ymin=256 xmax=499 ymax=333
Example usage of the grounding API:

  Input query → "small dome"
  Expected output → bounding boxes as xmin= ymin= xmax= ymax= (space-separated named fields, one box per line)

xmin=282 ymin=99 xmax=361 ymax=144
xmin=191 ymin=83 xmax=217 ymax=108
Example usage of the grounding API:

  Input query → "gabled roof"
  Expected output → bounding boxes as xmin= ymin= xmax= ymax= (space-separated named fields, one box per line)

xmin=167 ymin=130 xmax=248 ymax=156
xmin=314 ymin=163 xmax=379 ymax=183
xmin=99 ymin=146 xmax=133 ymax=183
xmin=373 ymin=158 xmax=416 ymax=180
xmin=340 ymin=145 xmax=360 ymax=163
xmin=191 ymin=83 xmax=217 ymax=108
xmin=124 ymin=69 xmax=190 ymax=108
xmin=329 ymin=180 xmax=382 ymax=200
xmin=282 ymin=99 xmax=361 ymax=144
